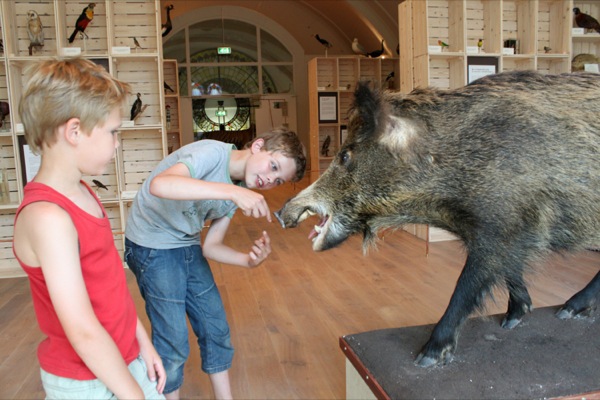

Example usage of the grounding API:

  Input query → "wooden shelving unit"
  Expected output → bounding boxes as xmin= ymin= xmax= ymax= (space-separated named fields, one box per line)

xmin=399 ymin=0 xmax=572 ymax=92
xmin=572 ymin=1 xmax=600 ymax=70
xmin=0 ymin=0 xmax=166 ymax=278
xmin=163 ymin=59 xmax=181 ymax=153
xmin=307 ymin=56 xmax=399 ymax=174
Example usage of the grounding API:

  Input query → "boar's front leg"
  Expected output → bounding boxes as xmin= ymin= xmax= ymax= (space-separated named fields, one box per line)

xmin=415 ymin=253 xmax=497 ymax=367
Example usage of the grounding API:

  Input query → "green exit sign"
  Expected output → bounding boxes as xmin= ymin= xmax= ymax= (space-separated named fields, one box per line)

xmin=218 ymin=47 xmax=231 ymax=55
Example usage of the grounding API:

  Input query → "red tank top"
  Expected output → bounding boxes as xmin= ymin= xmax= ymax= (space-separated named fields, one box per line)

xmin=13 ymin=181 xmax=139 ymax=379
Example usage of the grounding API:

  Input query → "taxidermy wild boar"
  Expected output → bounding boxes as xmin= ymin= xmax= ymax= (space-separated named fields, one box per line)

xmin=275 ymin=70 xmax=600 ymax=367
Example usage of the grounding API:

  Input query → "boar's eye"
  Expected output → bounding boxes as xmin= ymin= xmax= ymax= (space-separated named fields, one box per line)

xmin=339 ymin=149 xmax=352 ymax=167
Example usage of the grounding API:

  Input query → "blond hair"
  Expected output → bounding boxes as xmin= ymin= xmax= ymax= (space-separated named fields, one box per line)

xmin=245 ymin=128 xmax=307 ymax=182
xmin=19 ymin=57 xmax=130 ymax=154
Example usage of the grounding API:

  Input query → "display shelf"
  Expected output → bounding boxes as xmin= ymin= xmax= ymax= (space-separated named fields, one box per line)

xmin=163 ymin=59 xmax=181 ymax=153
xmin=308 ymin=56 xmax=399 ymax=173
xmin=400 ymin=0 xmax=572 ymax=91
xmin=0 ymin=208 xmax=19 ymax=277
xmin=113 ymin=57 xmax=162 ymax=127
xmin=0 ymin=0 xmax=166 ymax=277
xmin=2 ymin=1 xmax=58 ymax=58
xmin=60 ymin=1 xmax=109 ymax=56
xmin=109 ymin=0 xmax=159 ymax=54
xmin=572 ymin=1 xmax=600 ymax=70
xmin=117 ymin=128 xmax=163 ymax=193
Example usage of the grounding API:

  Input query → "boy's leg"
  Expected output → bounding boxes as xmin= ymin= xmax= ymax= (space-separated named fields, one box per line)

xmin=209 ymin=370 xmax=233 ymax=400
xmin=124 ymin=239 xmax=190 ymax=395
xmin=184 ymin=245 xmax=235 ymax=399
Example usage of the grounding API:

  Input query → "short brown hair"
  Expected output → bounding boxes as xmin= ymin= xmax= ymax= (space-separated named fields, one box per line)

xmin=19 ymin=57 xmax=130 ymax=154
xmin=246 ymin=128 xmax=307 ymax=182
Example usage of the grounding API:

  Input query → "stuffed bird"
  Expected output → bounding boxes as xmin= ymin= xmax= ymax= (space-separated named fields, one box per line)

xmin=161 ymin=4 xmax=174 ymax=37
xmin=352 ymin=38 xmax=366 ymax=56
xmin=26 ymin=10 xmax=44 ymax=55
xmin=130 ymin=93 xmax=142 ymax=121
xmin=0 ymin=101 xmax=9 ymax=128
xmin=366 ymin=39 xmax=384 ymax=58
xmin=92 ymin=179 xmax=108 ymax=191
xmin=313 ymin=34 xmax=332 ymax=49
xmin=68 ymin=3 xmax=95 ymax=43
xmin=438 ymin=40 xmax=449 ymax=49
xmin=574 ymin=7 xmax=600 ymax=33
xmin=131 ymin=37 xmax=143 ymax=49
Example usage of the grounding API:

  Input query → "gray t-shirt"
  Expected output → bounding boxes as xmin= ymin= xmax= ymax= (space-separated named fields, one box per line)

xmin=125 ymin=140 xmax=239 ymax=249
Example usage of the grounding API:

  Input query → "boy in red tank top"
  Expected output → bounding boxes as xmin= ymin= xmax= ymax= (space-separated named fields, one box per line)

xmin=13 ymin=58 xmax=166 ymax=399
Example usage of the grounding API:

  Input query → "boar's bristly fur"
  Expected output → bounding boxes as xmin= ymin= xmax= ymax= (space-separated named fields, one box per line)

xmin=276 ymin=70 xmax=600 ymax=367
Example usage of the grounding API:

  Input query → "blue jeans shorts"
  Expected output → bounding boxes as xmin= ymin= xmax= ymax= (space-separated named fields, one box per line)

xmin=40 ymin=355 xmax=164 ymax=399
xmin=124 ymin=238 xmax=234 ymax=394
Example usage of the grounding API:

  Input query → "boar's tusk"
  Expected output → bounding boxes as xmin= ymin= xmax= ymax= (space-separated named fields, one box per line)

xmin=273 ymin=210 xmax=286 ymax=228
xmin=298 ymin=209 xmax=316 ymax=223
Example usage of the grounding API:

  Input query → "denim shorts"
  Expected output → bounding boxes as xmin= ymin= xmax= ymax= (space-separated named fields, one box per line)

xmin=124 ymin=238 xmax=234 ymax=394
xmin=40 ymin=355 xmax=164 ymax=399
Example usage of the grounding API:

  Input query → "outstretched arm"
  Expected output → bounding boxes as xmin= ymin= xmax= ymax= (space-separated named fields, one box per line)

xmin=202 ymin=216 xmax=272 ymax=268
xmin=150 ymin=162 xmax=272 ymax=221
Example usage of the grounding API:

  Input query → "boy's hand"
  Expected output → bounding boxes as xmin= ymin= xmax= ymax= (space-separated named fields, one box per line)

xmin=233 ymin=187 xmax=272 ymax=222
xmin=248 ymin=231 xmax=271 ymax=267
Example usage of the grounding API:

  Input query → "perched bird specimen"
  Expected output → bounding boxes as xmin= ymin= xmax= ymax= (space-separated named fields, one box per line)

xmin=438 ymin=39 xmax=449 ymax=49
xmin=131 ymin=37 xmax=143 ymax=50
xmin=544 ymin=46 xmax=552 ymax=53
xmin=162 ymin=4 xmax=174 ymax=37
xmin=0 ymin=101 xmax=9 ymax=128
xmin=352 ymin=38 xmax=366 ymax=56
xmin=574 ymin=7 xmax=600 ymax=33
xmin=477 ymin=38 xmax=483 ymax=51
xmin=92 ymin=179 xmax=108 ymax=191
xmin=313 ymin=34 xmax=332 ymax=49
xmin=385 ymin=71 xmax=395 ymax=82
xmin=320 ymin=135 xmax=331 ymax=157
xmin=164 ymin=81 xmax=174 ymax=93
xmin=130 ymin=93 xmax=142 ymax=121
xmin=68 ymin=3 xmax=95 ymax=43
xmin=26 ymin=10 xmax=44 ymax=56
xmin=366 ymin=39 xmax=384 ymax=58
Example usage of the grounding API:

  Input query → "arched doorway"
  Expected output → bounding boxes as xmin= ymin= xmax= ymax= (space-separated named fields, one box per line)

xmin=163 ymin=7 xmax=305 ymax=147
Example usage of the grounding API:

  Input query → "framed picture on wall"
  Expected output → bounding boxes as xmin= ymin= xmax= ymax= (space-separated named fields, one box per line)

xmin=340 ymin=125 xmax=347 ymax=145
xmin=18 ymin=135 xmax=41 ymax=186
xmin=467 ymin=56 xmax=499 ymax=84
xmin=318 ymin=92 xmax=338 ymax=123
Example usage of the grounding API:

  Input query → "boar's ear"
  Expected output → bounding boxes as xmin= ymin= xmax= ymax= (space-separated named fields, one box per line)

xmin=352 ymin=81 xmax=384 ymax=140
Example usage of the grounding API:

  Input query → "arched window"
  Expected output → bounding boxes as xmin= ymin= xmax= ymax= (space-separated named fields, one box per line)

xmin=164 ymin=19 xmax=294 ymax=97
xmin=164 ymin=16 xmax=295 ymax=135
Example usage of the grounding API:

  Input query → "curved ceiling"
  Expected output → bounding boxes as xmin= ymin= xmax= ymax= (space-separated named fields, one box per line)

xmin=161 ymin=0 xmax=400 ymax=58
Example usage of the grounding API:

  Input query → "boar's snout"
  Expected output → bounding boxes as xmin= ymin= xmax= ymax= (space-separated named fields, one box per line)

xmin=273 ymin=210 xmax=286 ymax=229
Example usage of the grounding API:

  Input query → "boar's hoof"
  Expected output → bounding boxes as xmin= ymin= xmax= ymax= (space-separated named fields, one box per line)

xmin=556 ymin=305 xmax=596 ymax=320
xmin=414 ymin=348 xmax=454 ymax=368
xmin=500 ymin=316 xmax=523 ymax=330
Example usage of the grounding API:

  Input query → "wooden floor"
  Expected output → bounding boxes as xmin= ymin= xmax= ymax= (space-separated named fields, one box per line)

xmin=1 ymin=177 xmax=600 ymax=399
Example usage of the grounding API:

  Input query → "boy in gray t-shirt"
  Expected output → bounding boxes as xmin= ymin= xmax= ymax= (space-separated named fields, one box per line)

xmin=124 ymin=129 xmax=306 ymax=399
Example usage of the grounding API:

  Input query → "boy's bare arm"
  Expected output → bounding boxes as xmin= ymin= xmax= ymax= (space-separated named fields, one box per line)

xmin=202 ymin=216 xmax=272 ymax=267
xmin=151 ymin=162 xmax=272 ymax=221
xmin=136 ymin=318 xmax=166 ymax=394
xmin=16 ymin=203 xmax=145 ymax=399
